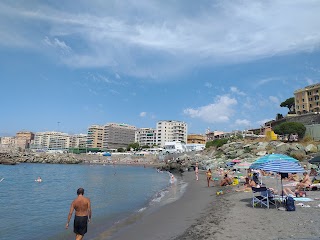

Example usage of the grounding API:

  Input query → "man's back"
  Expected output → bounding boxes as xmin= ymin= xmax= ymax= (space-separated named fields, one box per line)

xmin=73 ymin=196 xmax=90 ymax=216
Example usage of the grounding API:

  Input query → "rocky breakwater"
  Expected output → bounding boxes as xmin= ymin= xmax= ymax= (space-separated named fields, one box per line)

xmin=159 ymin=140 xmax=320 ymax=172
xmin=0 ymin=152 xmax=82 ymax=164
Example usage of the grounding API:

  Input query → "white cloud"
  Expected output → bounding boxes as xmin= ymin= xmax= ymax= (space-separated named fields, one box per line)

xmin=235 ymin=119 xmax=251 ymax=127
xmin=306 ymin=77 xmax=314 ymax=85
xmin=183 ymin=95 xmax=237 ymax=123
xmin=204 ymin=82 xmax=212 ymax=88
xmin=230 ymin=86 xmax=245 ymax=96
xmin=1 ymin=1 xmax=320 ymax=78
xmin=43 ymin=36 xmax=71 ymax=53
xmin=269 ymin=96 xmax=279 ymax=104
xmin=139 ymin=112 xmax=147 ymax=117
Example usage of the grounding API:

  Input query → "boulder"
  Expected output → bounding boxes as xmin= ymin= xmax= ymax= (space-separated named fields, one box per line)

xmin=275 ymin=143 xmax=291 ymax=154
xmin=305 ymin=144 xmax=318 ymax=153
xmin=256 ymin=151 xmax=267 ymax=156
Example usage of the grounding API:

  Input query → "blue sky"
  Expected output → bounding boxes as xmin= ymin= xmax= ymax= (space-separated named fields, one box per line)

xmin=1 ymin=0 xmax=320 ymax=136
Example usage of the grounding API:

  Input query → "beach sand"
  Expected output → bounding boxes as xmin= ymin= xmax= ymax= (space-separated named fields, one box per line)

xmin=109 ymin=171 xmax=320 ymax=240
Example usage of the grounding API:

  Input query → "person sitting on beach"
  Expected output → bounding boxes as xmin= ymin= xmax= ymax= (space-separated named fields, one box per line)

xmin=287 ymin=173 xmax=299 ymax=182
xmin=310 ymin=168 xmax=317 ymax=177
xmin=295 ymin=172 xmax=312 ymax=190
xmin=220 ymin=174 xmax=232 ymax=186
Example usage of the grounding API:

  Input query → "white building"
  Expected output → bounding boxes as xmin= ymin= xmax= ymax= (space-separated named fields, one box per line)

xmin=156 ymin=120 xmax=188 ymax=147
xmin=135 ymin=128 xmax=156 ymax=147
xmin=32 ymin=132 xmax=71 ymax=151
xmin=70 ymin=134 xmax=87 ymax=148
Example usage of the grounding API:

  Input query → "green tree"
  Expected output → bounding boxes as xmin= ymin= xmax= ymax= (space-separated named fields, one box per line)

xmin=117 ymin=148 xmax=125 ymax=152
xmin=280 ymin=97 xmax=295 ymax=113
xmin=205 ymin=138 xmax=228 ymax=148
xmin=127 ymin=142 xmax=140 ymax=151
xmin=273 ymin=122 xmax=306 ymax=138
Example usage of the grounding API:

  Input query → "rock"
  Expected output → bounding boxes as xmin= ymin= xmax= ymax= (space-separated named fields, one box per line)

xmin=257 ymin=142 xmax=269 ymax=150
xmin=305 ymin=144 xmax=318 ymax=153
xmin=275 ymin=143 xmax=291 ymax=154
xmin=256 ymin=151 xmax=267 ymax=156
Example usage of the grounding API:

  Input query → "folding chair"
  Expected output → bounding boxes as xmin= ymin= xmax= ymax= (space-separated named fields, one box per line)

xmin=252 ymin=187 xmax=270 ymax=208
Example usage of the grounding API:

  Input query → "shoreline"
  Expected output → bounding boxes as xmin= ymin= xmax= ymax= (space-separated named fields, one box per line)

xmin=104 ymin=170 xmax=216 ymax=240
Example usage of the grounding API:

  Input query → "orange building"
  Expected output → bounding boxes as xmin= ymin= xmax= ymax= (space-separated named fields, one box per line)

xmin=187 ymin=134 xmax=206 ymax=144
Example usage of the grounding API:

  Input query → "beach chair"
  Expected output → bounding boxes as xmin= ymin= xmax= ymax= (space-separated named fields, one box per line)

xmin=252 ymin=187 xmax=270 ymax=209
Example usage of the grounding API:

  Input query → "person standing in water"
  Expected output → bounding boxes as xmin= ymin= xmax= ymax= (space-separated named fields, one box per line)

xmin=66 ymin=188 xmax=92 ymax=240
xmin=195 ymin=162 xmax=199 ymax=181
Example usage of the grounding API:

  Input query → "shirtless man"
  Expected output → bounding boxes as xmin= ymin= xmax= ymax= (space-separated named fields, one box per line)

xmin=296 ymin=172 xmax=312 ymax=190
xmin=66 ymin=188 xmax=92 ymax=240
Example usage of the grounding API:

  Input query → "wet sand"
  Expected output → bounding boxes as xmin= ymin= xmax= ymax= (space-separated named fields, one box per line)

xmin=106 ymin=171 xmax=320 ymax=240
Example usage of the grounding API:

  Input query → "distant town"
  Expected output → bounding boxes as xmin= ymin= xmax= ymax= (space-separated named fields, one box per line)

xmin=1 ymin=83 xmax=320 ymax=154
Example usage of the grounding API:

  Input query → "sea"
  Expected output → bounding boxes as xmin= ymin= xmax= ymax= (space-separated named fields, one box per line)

xmin=0 ymin=163 xmax=187 ymax=240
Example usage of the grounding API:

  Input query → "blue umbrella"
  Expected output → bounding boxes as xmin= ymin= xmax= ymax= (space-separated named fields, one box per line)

xmin=250 ymin=154 xmax=298 ymax=169
xmin=257 ymin=160 xmax=304 ymax=173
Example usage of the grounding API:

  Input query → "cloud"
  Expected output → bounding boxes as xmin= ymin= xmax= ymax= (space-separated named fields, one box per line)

xmin=269 ymin=96 xmax=279 ymax=104
xmin=230 ymin=86 xmax=245 ymax=96
xmin=235 ymin=119 xmax=251 ymax=127
xmin=139 ymin=112 xmax=147 ymax=117
xmin=256 ymin=118 xmax=273 ymax=126
xmin=43 ymin=36 xmax=71 ymax=54
xmin=305 ymin=77 xmax=314 ymax=85
xmin=183 ymin=95 xmax=237 ymax=123
xmin=1 ymin=1 xmax=320 ymax=78
xmin=204 ymin=82 xmax=212 ymax=88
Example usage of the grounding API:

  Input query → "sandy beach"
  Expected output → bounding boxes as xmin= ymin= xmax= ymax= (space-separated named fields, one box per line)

xmin=107 ymin=170 xmax=320 ymax=240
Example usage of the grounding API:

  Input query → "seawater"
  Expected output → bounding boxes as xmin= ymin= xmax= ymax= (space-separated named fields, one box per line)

xmin=0 ymin=163 xmax=185 ymax=240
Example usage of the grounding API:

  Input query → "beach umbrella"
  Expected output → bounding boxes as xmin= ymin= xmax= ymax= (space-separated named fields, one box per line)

xmin=231 ymin=159 xmax=241 ymax=163
xmin=250 ymin=154 xmax=298 ymax=169
xmin=258 ymin=160 xmax=304 ymax=200
xmin=234 ymin=161 xmax=251 ymax=169
xmin=308 ymin=155 xmax=320 ymax=165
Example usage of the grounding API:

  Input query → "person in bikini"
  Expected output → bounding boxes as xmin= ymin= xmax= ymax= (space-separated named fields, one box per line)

xmin=66 ymin=188 xmax=92 ymax=240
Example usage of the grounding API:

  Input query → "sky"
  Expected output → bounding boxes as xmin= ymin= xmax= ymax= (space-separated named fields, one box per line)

xmin=1 ymin=0 xmax=320 ymax=136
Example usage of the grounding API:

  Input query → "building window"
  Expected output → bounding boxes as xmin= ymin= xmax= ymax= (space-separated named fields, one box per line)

xmin=302 ymin=98 xmax=305 ymax=102
xmin=302 ymin=105 xmax=305 ymax=109
xmin=310 ymin=104 xmax=312 ymax=108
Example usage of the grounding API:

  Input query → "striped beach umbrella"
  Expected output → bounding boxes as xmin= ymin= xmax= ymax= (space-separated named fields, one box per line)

xmin=257 ymin=160 xmax=304 ymax=173
xmin=250 ymin=153 xmax=298 ymax=169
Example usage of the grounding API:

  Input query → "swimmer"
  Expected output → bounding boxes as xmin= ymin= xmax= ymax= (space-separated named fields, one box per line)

xmin=35 ymin=176 xmax=42 ymax=182
xmin=170 ymin=174 xmax=175 ymax=184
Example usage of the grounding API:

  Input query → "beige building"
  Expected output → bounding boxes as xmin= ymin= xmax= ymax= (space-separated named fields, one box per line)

xmin=16 ymin=131 xmax=34 ymax=148
xmin=32 ymin=131 xmax=70 ymax=150
xmin=103 ymin=123 xmax=136 ymax=149
xmin=70 ymin=134 xmax=87 ymax=149
xmin=135 ymin=128 xmax=156 ymax=147
xmin=156 ymin=120 xmax=188 ymax=147
xmin=206 ymin=131 xmax=225 ymax=141
xmin=87 ymin=125 xmax=104 ymax=149
xmin=295 ymin=83 xmax=320 ymax=114
xmin=187 ymin=134 xmax=206 ymax=144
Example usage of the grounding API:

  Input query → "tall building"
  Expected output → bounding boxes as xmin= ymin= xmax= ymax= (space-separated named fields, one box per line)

xmin=32 ymin=132 xmax=70 ymax=150
xmin=135 ymin=128 xmax=156 ymax=147
xmin=187 ymin=134 xmax=206 ymax=144
xmin=156 ymin=120 xmax=187 ymax=147
xmin=16 ymin=131 xmax=34 ymax=149
xmin=295 ymin=83 xmax=320 ymax=114
xmin=87 ymin=125 xmax=104 ymax=149
xmin=70 ymin=134 xmax=87 ymax=149
xmin=103 ymin=123 xmax=136 ymax=150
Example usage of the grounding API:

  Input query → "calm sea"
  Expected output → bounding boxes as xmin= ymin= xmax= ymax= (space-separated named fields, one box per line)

xmin=0 ymin=163 xmax=185 ymax=240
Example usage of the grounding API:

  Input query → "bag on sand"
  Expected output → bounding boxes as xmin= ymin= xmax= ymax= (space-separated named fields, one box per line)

xmin=285 ymin=196 xmax=295 ymax=211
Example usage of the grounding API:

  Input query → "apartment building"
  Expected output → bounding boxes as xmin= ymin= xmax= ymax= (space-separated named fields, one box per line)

xmin=16 ymin=131 xmax=34 ymax=148
xmin=295 ymin=83 xmax=320 ymax=114
xmin=135 ymin=128 xmax=156 ymax=147
xmin=70 ymin=134 xmax=87 ymax=148
xmin=156 ymin=120 xmax=187 ymax=147
xmin=32 ymin=131 xmax=70 ymax=150
xmin=187 ymin=134 xmax=206 ymax=144
xmin=87 ymin=125 xmax=104 ymax=149
xmin=206 ymin=131 xmax=225 ymax=141
xmin=103 ymin=123 xmax=136 ymax=149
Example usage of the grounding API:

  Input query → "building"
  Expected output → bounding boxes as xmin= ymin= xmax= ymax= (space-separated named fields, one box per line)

xmin=103 ymin=123 xmax=136 ymax=150
xmin=295 ymin=83 xmax=320 ymax=114
xmin=87 ymin=125 xmax=104 ymax=149
xmin=31 ymin=132 xmax=70 ymax=151
xmin=206 ymin=131 xmax=225 ymax=141
xmin=156 ymin=120 xmax=187 ymax=147
xmin=187 ymin=134 xmax=206 ymax=144
xmin=16 ymin=131 xmax=34 ymax=149
xmin=70 ymin=134 xmax=87 ymax=149
xmin=135 ymin=128 xmax=156 ymax=147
